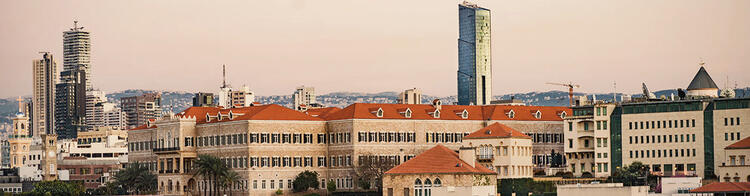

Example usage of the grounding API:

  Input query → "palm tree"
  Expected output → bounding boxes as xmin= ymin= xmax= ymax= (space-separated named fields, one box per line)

xmin=114 ymin=162 xmax=157 ymax=194
xmin=193 ymin=154 xmax=228 ymax=196
xmin=220 ymin=170 xmax=241 ymax=196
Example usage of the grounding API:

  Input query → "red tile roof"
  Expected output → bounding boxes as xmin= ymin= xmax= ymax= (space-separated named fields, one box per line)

xmin=324 ymin=103 xmax=569 ymax=121
xmin=726 ymin=136 xmax=750 ymax=149
xmin=464 ymin=122 xmax=531 ymax=139
xmin=384 ymin=144 xmax=496 ymax=175
xmin=304 ymin=107 xmax=342 ymax=119
xmin=690 ymin=182 xmax=750 ymax=193
xmin=175 ymin=104 xmax=324 ymax=124
xmin=128 ymin=119 xmax=156 ymax=131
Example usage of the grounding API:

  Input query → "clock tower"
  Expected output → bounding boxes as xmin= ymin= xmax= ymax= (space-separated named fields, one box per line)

xmin=9 ymin=97 xmax=31 ymax=168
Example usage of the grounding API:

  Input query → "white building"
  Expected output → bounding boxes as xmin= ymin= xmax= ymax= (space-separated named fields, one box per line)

xmin=293 ymin=85 xmax=316 ymax=111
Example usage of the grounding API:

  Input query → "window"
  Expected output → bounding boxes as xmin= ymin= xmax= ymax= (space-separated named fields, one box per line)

xmin=414 ymin=179 xmax=422 ymax=196
xmin=568 ymin=139 xmax=573 ymax=148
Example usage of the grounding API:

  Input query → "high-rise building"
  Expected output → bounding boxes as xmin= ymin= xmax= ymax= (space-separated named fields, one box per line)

xmin=193 ymin=92 xmax=215 ymax=107
xmin=55 ymin=68 xmax=87 ymax=139
xmin=457 ymin=1 xmax=492 ymax=106
xmin=293 ymin=85 xmax=316 ymax=111
xmin=32 ymin=52 xmax=56 ymax=138
xmin=398 ymin=88 xmax=423 ymax=104
xmin=63 ymin=21 xmax=91 ymax=90
xmin=121 ymin=93 xmax=161 ymax=129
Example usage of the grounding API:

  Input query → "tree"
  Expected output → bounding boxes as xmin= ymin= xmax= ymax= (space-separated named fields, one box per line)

xmin=581 ymin=172 xmax=594 ymax=178
xmin=31 ymin=180 xmax=84 ymax=196
xmin=608 ymin=162 xmax=651 ymax=186
xmin=354 ymin=155 xmax=397 ymax=192
xmin=220 ymin=169 xmax=241 ymax=196
xmin=292 ymin=170 xmax=320 ymax=193
xmin=193 ymin=154 xmax=228 ymax=196
xmin=113 ymin=162 xmax=157 ymax=194
xmin=326 ymin=180 xmax=337 ymax=193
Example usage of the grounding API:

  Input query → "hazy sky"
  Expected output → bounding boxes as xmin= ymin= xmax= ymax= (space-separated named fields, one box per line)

xmin=1 ymin=0 xmax=748 ymax=98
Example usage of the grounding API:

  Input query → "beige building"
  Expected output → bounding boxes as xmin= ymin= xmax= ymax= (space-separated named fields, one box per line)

xmin=564 ymin=103 xmax=615 ymax=177
xmin=382 ymin=144 xmax=497 ymax=196
xmin=398 ymin=88 xmax=423 ymax=105
xmin=462 ymin=122 xmax=533 ymax=179
xmin=32 ymin=52 xmax=57 ymax=137
xmin=557 ymin=183 xmax=649 ymax=196
xmin=9 ymin=99 xmax=32 ymax=169
xmin=128 ymin=101 xmax=568 ymax=195
xmin=717 ymin=136 xmax=750 ymax=182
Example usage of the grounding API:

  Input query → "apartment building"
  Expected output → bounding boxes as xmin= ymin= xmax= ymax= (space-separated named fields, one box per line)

xmin=121 ymin=93 xmax=161 ymax=129
xmin=564 ymin=103 xmax=616 ymax=177
xmin=128 ymin=101 xmax=568 ymax=195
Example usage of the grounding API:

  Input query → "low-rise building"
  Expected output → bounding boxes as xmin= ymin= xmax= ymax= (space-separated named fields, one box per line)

xmin=689 ymin=182 xmax=750 ymax=195
xmin=655 ymin=177 xmax=702 ymax=196
xmin=717 ymin=136 xmax=750 ymax=182
xmin=462 ymin=122 xmax=533 ymax=179
xmin=557 ymin=183 xmax=650 ymax=196
xmin=382 ymin=144 xmax=497 ymax=196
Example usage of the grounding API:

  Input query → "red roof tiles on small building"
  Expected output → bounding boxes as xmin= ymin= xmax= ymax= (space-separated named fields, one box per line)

xmin=463 ymin=122 xmax=531 ymax=139
xmin=726 ymin=136 xmax=750 ymax=149
xmin=384 ymin=144 xmax=495 ymax=175
xmin=690 ymin=182 xmax=750 ymax=193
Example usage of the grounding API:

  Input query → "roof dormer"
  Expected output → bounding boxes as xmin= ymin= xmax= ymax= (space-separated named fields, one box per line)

xmin=534 ymin=110 xmax=542 ymax=119
xmin=461 ymin=109 xmax=469 ymax=119
xmin=506 ymin=110 xmax=515 ymax=119
xmin=432 ymin=99 xmax=442 ymax=110
xmin=559 ymin=111 xmax=567 ymax=119
xmin=370 ymin=107 xmax=384 ymax=118
xmin=217 ymin=112 xmax=223 ymax=121
xmin=397 ymin=108 xmax=412 ymax=118
xmin=433 ymin=109 xmax=440 ymax=118
xmin=205 ymin=113 xmax=211 ymax=122
xmin=228 ymin=110 xmax=234 ymax=120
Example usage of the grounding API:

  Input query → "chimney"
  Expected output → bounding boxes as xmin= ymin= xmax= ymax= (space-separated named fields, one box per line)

xmin=459 ymin=146 xmax=476 ymax=168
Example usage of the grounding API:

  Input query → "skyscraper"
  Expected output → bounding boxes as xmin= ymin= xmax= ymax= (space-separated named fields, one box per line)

xmin=55 ymin=68 xmax=87 ymax=139
xmin=55 ymin=21 xmax=91 ymax=139
xmin=32 ymin=52 xmax=56 ymax=137
xmin=63 ymin=21 xmax=92 ymax=90
xmin=457 ymin=1 xmax=492 ymax=105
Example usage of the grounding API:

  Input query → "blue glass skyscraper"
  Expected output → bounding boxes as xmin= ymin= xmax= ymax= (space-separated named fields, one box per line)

xmin=458 ymin=2 xmax=492 ymax=105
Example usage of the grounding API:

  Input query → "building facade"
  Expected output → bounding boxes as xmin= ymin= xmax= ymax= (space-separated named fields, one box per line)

xmin=55 ymin=68 xmax=87 ymax=139
xmin=9 ymin=100 xmax=31 ymax=169
xmin=32 ymin=52 xmax=56 ymax=138
xmin=121 ymin=93 xmax=162 ymax=129
xmin=397 ymin=88 xmax=422 ymax=105
xmin=716 ymin=136 xmax=750 ymax=182
xmin=382 ymin=145 xmax=498 ymax=196
xmin=563 ymin=66 xmax=750 ymax=179
xmin=457 ymin=1 xmax=492 ymax=106
xmin=293 ymin=85 xmax=316 ymax=111
xmin=462 ymin=122 xmax=534 ymax=179
xmin=63 ymin=21 xmax=92 ymax=90
xmin=128 ymin=102 xmax=568 ymax=195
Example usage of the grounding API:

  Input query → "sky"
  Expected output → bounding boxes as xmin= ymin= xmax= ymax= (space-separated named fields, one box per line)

xmin=1 ymin=0 xmax=749 ymax=98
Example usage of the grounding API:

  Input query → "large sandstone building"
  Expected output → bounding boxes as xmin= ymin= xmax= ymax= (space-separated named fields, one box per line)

xmin=128 ymin=101 xmax=568 ymax=195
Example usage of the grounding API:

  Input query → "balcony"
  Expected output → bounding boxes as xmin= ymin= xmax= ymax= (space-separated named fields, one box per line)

xmin=477 ymin=155 xmax=494 ymax=161
xmin=153 ymin=147 xmax=180 ymax=154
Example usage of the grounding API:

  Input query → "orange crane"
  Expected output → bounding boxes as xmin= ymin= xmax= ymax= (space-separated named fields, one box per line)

xmin=546 ymin=82 xmax=581 ymax=107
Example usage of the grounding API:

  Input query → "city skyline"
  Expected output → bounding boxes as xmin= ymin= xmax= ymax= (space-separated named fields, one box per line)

xmin=1 ymin=0 xmax=749 ymax=98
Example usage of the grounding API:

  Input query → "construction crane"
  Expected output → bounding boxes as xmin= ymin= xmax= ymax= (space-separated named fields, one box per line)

xmin=546 ymin=82 xmax=581 ymax=107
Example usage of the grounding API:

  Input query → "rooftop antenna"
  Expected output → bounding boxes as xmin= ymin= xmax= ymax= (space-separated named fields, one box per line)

xmin=70 ymin=20 xmax=84 ymax=31
xmin=613 ymin=81 xmax=617 ymax=103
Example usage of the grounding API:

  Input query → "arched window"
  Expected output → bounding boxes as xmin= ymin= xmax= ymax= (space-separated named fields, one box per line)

xmin=424 ymin=179 xmax=432 ymax=196
xmin=433 ymin=178 xmax=442 ymax=187
xmin=20 ymin=124 xmax=24 ymax=129
xmin=414 ymin=179 xmax=422 ymax=196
